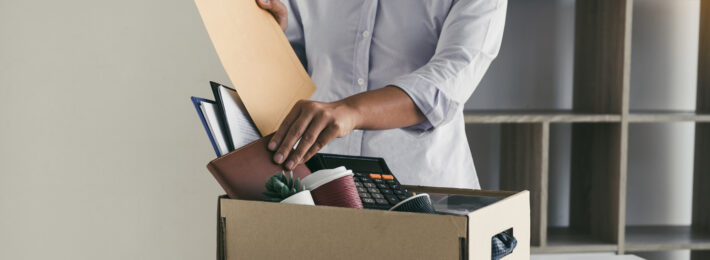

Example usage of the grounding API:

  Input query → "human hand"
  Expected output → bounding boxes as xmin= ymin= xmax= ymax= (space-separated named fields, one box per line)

xmin=255 ymin=0 xmax=288 ymax=32
xmin=268 ymin=100 xmax=362 ymax=170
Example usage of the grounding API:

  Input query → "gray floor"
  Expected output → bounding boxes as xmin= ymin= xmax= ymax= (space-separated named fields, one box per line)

xmin=532 ymin=253 xmax=645 ymax=260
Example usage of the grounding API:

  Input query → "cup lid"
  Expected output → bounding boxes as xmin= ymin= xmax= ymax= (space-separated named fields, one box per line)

xmin=302 ymin=166 xmax=352 ymax=190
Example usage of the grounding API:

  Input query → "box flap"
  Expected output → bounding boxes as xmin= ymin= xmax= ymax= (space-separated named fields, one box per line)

xmin=404 ymin=185 xmax=518 ymax=198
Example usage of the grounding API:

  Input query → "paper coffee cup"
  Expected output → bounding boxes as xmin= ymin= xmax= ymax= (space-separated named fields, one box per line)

xmin=280 ymin=190 xmax=315 ymax=206
xmin=301 ymin=166 xmax=349 ymax=190
xmin=302 ymin=167 xmax=362 ymax=208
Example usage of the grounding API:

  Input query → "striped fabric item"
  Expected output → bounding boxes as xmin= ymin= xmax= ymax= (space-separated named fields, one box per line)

xmin=492 ymin=232 xmax=517 ymax=260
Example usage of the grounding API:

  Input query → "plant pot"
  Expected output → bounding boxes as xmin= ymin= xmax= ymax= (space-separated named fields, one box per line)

xmin=280 ymin=190 xmax=315 ymax=205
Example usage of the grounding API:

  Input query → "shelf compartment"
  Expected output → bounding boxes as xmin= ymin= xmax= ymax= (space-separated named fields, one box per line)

xmin=531 ymin=227 xmax=618 ymax=254
xmin=569 ymin=123 xmax=626 ymax=247
xmin=628 ymin=111 xmax=710 ymax=122
xmin=625 ymin=225 xmax=710 ymax=252
xmin=464 ymin=110 xmax=621 ymax=123
xmin=693 ymin=123 xmax=710 ymax=260
xmin=499 ymin=123 xmax=549 ymax=247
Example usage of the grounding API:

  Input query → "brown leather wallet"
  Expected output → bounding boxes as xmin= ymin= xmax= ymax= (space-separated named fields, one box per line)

xmin=206 ymin=134 xmax=311 ymax=200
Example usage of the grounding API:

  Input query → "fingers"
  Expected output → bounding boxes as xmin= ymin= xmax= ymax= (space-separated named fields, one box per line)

xmin=283 ymin=111 xmax=331 ymax=169
xmin=302 ymin=124 xmax=339 ymax=163
xmin=273 ymin=104 xmax=316 ymax=167
xmin=269 ymin=100 xmax=350 ymax=170
xmin=255 ymin=0 xmax=288 ymax=31
xmin=269 ymin=101 xmax=302 ymax=151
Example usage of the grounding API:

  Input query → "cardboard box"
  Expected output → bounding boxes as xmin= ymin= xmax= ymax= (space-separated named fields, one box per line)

xmin=216 ymin=186 xmax=530 ymax=260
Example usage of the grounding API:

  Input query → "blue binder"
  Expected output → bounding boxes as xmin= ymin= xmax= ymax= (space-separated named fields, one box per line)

xmin=191 ymin=96 xmax=222 ymax=157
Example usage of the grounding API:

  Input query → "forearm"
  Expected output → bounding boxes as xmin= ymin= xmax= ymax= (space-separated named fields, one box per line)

xmin=339 ymin=86 xmax=426 ymax=130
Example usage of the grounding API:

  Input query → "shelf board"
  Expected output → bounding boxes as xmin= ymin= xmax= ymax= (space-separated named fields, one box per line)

xmin=464 ymin=110 xmax=621 ymax=123
xmin=628 ymin=111 xmax=710 ymax=122
xmin=532 ymin=227 xmax=618 ymax=254
xmin=624 ymin=225 xmax=710 ymax=252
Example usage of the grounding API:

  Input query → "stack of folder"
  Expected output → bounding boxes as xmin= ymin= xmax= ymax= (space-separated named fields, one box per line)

xmin=190 ymin=0 xmax=316 ymax=200
xmin=191 ymin=82 xmax=262 ymax=157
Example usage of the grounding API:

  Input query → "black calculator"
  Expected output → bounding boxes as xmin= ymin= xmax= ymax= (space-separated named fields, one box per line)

xmin=306 ymin=153 xmax=414 ymax=210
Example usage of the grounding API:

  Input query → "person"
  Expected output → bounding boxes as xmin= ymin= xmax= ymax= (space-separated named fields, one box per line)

xmin=257 ymin=0 xmax=507 ymax=189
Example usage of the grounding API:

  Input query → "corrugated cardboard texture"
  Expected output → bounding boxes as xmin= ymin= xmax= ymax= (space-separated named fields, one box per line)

xmin=218 ymin=188 xmax=531 ymax=259
xmin=193 ymin=0 xmax=316 ymax=135
xmin=220 ymin=199 xmax=468 ymax=260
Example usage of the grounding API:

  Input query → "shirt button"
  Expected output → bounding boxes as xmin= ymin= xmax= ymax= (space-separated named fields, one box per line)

xmin=362 ymin=30 xmax=370 ymax=38
xmin=357 ymin=78 xmax=365 ymax=86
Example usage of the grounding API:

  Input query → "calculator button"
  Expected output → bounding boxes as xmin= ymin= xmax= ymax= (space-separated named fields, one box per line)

xmin=381 ymin=189 xmax=393 ymax=195
xmin=376 ymin=183 xmax=388 ymax=189
xmin=362 ymin=178 xmax=374 ymax=184
xmin=368 ymin=188 xmax=380 ymax=194
xmin=372 ymin=193 xmax=385 ymax=199
xmin=397 ymin=194 xmax=408 ymax=200
xmin=373 ymin=179 xmax=384 ymax=184
xmin=357 ymin=187 xmax=368 ymax=193
xmin=362 ymin=198 xmax=376 ymax=204
xmin=364 ymin=183 xmax=376 ymax=188
xmin=382 ymin=175 xmax=394 ymax=180
xmin=359 ymin=193 xmax=371 ymax=198
xmin=393 ymin=190 xmax=404 ymax=195
xmin=369 ymin=173 xmax=382 ymax=179
xmin=385 ymin=180 xmax=396 ymax=185
xmin=375 ymin=198 xmax=389 ymax=205
xmin=353 ymin=172 xmax=364 ymax=177
xmin=389 ymin=184 xmax=401 ymax=190
xmin=354 ymin=182 xmax=363 ymax=187
xmin=385 ymin=195 xmax=400 ymax=204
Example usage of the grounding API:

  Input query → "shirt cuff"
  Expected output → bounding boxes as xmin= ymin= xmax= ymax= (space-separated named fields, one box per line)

xmin=387 ymin=74 xmax=458 ymax=134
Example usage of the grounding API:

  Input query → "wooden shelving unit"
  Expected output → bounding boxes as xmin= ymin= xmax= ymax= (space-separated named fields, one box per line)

xmin=464 ymin=0 xmax=710 ymax=258
xmin=624 ymin=226 xmax=710 ymax=252
xmin=464 ymin=110 xmax=621 ymax=123
xmin=628 ymin=111 xmax=710 ymax=122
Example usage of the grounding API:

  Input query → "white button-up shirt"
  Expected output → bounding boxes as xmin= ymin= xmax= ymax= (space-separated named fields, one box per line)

xmin=284 ymin=0 xmax=507 ymax=189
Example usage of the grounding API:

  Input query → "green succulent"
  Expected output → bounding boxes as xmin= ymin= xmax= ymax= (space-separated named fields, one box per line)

xmin=262 ymin=171 xmax=305 ymax=202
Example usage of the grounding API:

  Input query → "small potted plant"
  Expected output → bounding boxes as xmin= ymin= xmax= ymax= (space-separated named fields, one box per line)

xmin=263 ymin=171 xmax=314 ymax=205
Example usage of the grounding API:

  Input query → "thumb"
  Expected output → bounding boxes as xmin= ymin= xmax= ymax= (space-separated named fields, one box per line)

xmin=258 ymin=0 xmax=288 ymax=32
xmin=256 ymin=0 xmax=272 ymax=9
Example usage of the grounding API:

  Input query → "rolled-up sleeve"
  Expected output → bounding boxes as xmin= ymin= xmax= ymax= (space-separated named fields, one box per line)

xmin=388 ymin=0 xmax=507 ymax=132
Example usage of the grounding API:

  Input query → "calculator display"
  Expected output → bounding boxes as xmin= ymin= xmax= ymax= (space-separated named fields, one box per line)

xmin=319 ymin=156 xmax=384 ymax=173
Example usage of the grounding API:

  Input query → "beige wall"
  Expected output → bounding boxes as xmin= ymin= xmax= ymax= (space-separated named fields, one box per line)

xmin=0 ymin=0 xmax=228 ymax=259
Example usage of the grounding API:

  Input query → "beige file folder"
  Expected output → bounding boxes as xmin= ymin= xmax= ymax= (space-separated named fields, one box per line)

xmin=194 ymin=0 xmax=316 ymax=136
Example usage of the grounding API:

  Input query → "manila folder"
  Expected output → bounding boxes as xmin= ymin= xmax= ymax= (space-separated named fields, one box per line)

xmin=194 ymin=0 xmax=316 ymax=136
